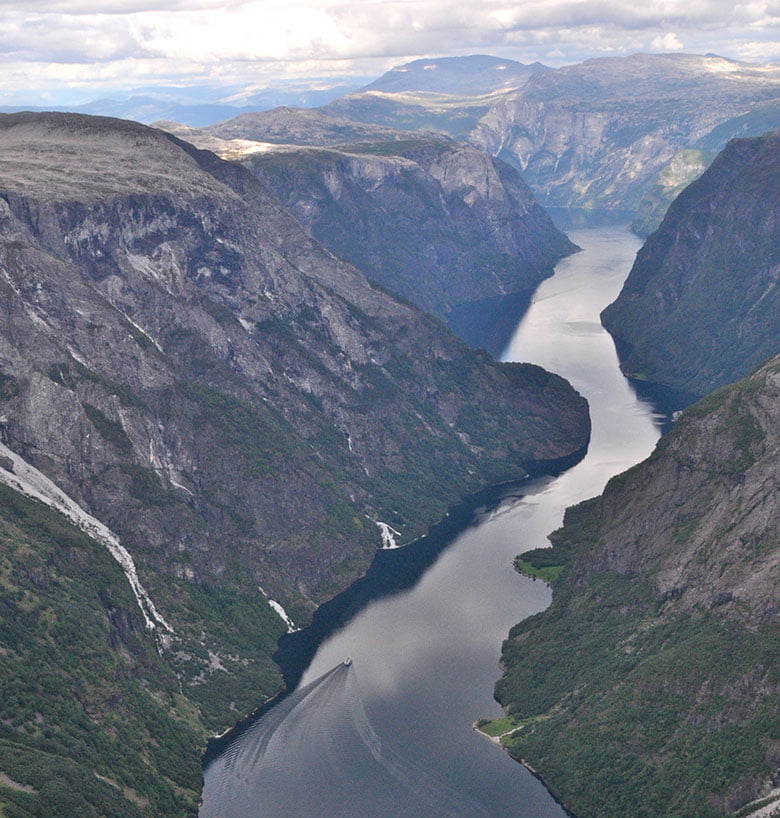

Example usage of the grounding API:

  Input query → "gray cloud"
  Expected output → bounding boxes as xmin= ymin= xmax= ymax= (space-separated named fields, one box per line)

xmin=0 ymin=0 xmax=776 ymax=102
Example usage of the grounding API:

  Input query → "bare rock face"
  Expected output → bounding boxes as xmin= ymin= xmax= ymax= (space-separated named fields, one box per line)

xmin=494 ymin=356 xmax=780 ymax=818
xmin=323 ymin=53 xmax=780 ymax=218
xmin=602 ymin=130 xmax=780 ymax=398
xmin=161 ymin=112 xmax=575 ymax=336
xmin=568 ymin=356 xmax=780 ymax=627
xmin=0 ymin=112 xmax=589 ymax=730
xmin=240 ymin=138 xmax=575 ymax=327
xmin=470 ymin=54 xmax=780 ymax=214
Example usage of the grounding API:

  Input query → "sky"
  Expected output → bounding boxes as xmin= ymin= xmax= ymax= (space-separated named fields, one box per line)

xmin=1 ymin=0 xmax=779 ymax=104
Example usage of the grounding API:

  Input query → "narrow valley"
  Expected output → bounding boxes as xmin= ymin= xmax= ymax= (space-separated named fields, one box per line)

xmin=200 ymin=225 xmax=663 ymax=816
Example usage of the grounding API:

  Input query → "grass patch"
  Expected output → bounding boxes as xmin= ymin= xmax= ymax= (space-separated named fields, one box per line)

xmin=515 ymin=560 xmax=564 ymax=583
xmin=475 ymin=715 xmax=528 ymax=738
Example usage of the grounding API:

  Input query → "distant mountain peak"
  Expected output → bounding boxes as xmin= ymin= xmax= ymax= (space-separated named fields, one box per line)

xmin=360 ymin=54 xmax=550 ymax=96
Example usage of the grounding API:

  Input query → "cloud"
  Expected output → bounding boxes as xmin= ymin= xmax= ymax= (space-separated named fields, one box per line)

xmin=0 ymin=0 xmax=776 ymax=101
xmin=651 ymin=31 xmax=685 ymax=50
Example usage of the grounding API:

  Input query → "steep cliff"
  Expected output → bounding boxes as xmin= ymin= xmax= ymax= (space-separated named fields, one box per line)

xmin=0 ymin=111 xmax=589 ymax=810
xmin=161 ymin=111 xmax=575 ymax=344
xmin=602 ymin=130 xmax=780 ymax=397
xmin=493 ymin=355 xmax=780 ymax=818
xmin=240 ymin=139 xmax=575 ymax=328
xmin=323 ymin=53 xmax=780 ymax=218
xmin=630 ymin=148 xmax=716 ymax=237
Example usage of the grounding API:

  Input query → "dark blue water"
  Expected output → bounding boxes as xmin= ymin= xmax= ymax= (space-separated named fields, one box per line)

xmin=201 ymin=226 xmax=666 ymax=817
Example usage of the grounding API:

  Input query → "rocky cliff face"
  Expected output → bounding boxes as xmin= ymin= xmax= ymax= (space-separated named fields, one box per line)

xmin=494 ymin=356 xmax=780 ymax=818
xmin=0 ymin=111 xmax=589 ymax=812
xmin=162 ymin=111 xmax=575 ymax=342
xmin=602 ymin=130 xmax=780 ymax=398
xmin=470 ymin=54 xmax=780 ymax=214
xmin=322 ymin=53 xmax=780 ymax=218
xmin=630 ymin=148 xmax=716 ymax=237
xmin=240 ymin=138 xmax=575 ymax=327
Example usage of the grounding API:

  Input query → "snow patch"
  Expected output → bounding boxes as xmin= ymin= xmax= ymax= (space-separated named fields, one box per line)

xmin=375 ymin=521 xmax=402 ymax=549
xmin=238 ymin=316 xmax=254 ymax=333
xmin=0 ymin=442 xmax=174 ymax=642
xmin=259 ymin=586 xmax=298 ymax=633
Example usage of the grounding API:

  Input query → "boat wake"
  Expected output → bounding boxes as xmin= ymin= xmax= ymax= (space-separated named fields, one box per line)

xmin=200 ymin=661 xmax=490 ymax=817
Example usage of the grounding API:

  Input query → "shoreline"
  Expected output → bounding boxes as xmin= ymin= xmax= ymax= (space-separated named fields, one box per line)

xmin=473 ymin=722 xmax=578 ymax=818
xmin=471 ymin=721 xmax=579 ymax=818
xmin=201 ymin=447 xmax=590 ymax=774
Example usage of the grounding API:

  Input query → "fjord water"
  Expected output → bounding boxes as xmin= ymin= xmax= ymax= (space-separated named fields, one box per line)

xmin=200 ymin=226 xmax=663 ymax=816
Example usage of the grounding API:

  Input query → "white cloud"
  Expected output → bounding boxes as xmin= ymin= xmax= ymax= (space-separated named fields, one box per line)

xmin=0 ymin=0 xmax=775 ymax=101
xmin=651 ymin=31 xmax=685 ymax=50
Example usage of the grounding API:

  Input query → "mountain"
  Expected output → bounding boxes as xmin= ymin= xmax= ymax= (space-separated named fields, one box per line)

xmin=630 ymin=100 xmax=780 ymax=237
xmin=323 ymin=91 xmax=492 ymax=140
xmin=602 ymin=130 xmax=780 ymax=398
xmin=629 ymin=148 xmax=716 ymax=237
xmin=0 ymin=112 xmax=589 ymax=813
xmin=359 ymin=55 xmax=550 ymax=96
xmin=242 ymin=138 xmax=574 ymax=336
xmin=491 ymin=355 xmax=780 ymax=818
xmin=320 ymin=54 xmax=543 ymax=140
xmin=0 ymin=82 xmax=366 ymax=128
xmin=182 ymin=106 xmax=415 ymax=146
xmin=469 ymin=53 xmax=780 ymax=214
xmin=321 ymin=53 xmax=780 ymax=218
xmin=161 ymin=112 xmax=575 ymax=350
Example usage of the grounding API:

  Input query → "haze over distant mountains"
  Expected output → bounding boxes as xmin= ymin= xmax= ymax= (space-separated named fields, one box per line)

xmin=0 ymin=81 xmax=368 ymax=128
xmin=359 ymin=55 xmax=550 ymax=96
xmin=143 ymin=52 xmax=780 ymax=231
xmin=324 ymin=53 xmax=780 ymax=218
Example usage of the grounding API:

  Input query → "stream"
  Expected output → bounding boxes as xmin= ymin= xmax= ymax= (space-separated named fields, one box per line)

xmin=200 ymin=225 xmax=666 ymax=816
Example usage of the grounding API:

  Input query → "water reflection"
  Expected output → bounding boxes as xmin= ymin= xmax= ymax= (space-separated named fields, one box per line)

xmin=201 ymin=226 xmax=664 ymax=817
xmin=206 ymin=661 xmax=491 ymax=817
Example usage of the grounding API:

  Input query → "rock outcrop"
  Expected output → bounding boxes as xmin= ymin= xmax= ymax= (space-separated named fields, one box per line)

xmin=494 ymin=355 xmax=780 ymax=818
xmin=602 ymin=130 xmax=780 ymax=398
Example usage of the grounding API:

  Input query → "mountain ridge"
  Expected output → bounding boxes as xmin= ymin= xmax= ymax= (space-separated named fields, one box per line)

xmin=160 ymin=111 xmax=576 ymax=341
xmin=601 ymin=129 xmax=780 ymax=398
xmin=494 ymin=354 xmax=780 ymax=817
xmin=0 ymin=108 xmax=589 ymax=732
